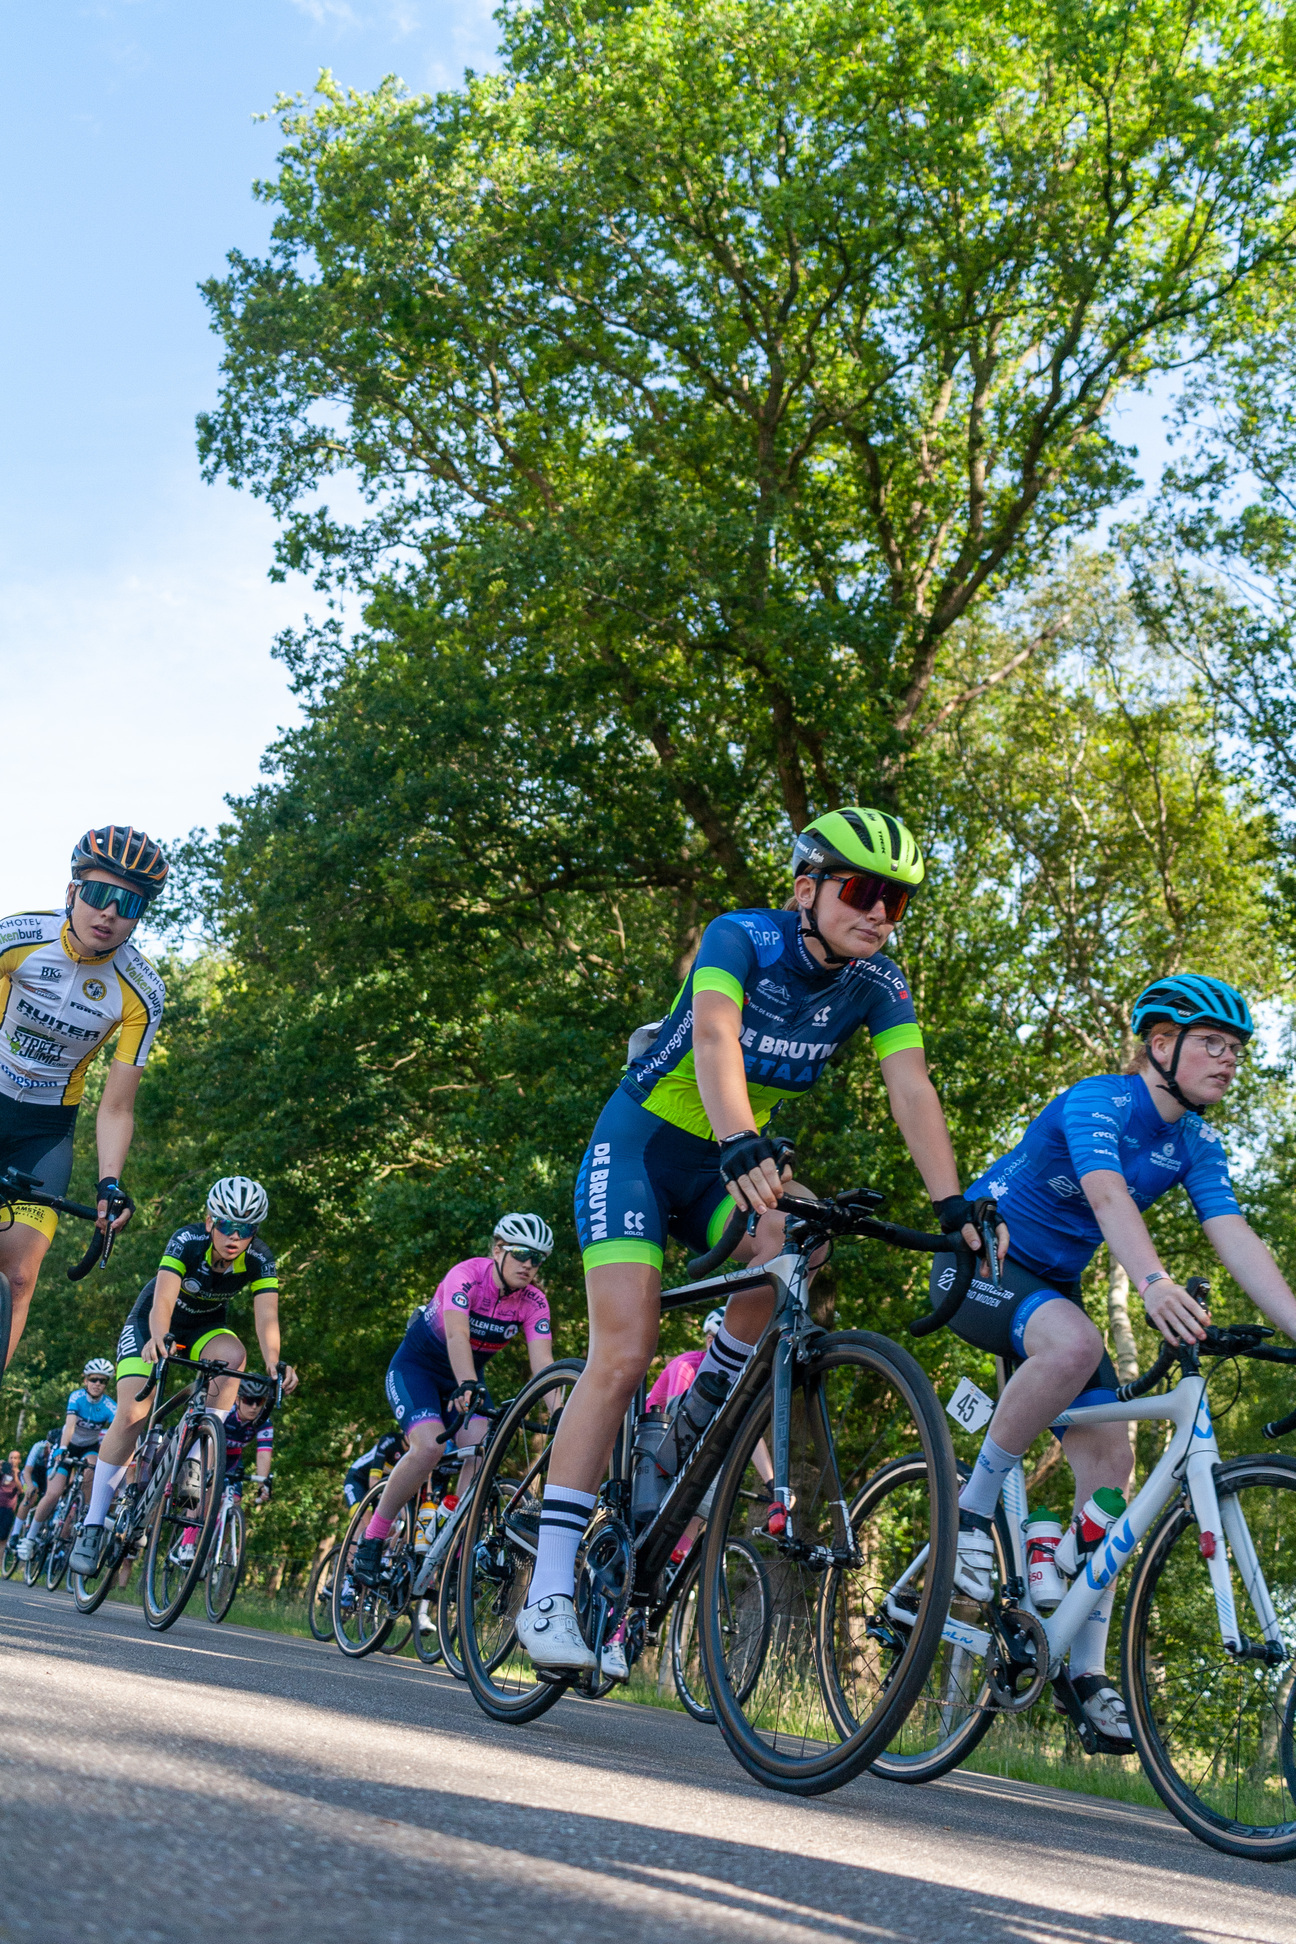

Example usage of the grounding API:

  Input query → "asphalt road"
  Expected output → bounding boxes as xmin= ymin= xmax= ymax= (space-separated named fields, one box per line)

xmin=3 ymin=1577 xmax=1296 ymax=1944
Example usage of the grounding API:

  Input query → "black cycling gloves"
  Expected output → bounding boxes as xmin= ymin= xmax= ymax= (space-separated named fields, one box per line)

xmin=932 ymin=1193 xmax=976 ymax=1234
xmin=96 ymin=1177 xmax=135 ymax=1219
xmin=718 ymin=1130 xmax=796 ymax=1188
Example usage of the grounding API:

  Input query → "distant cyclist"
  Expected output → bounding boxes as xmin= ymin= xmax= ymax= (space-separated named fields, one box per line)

xmin=70 ymin=1175 xmax=298 ymax=1578
xmin=352 ymin=1213 xmax=557 ymax=1587
xmin=343 ymin=1428 xmax=408 ymax=1507
xmin=15 ymin=1358 xmax=115 ymax=1560
xmin=519 ymin=807 xmax=1002 ymax=1676
xmin=0 ymin=826 xmax=168 ymax=1366
xmin=943 ymin=975 xmax=1296 ymax=1746
xmin=0 ymin=1449 xmax=21 ymax=1547
xmin=222 ymin=1379 xmax=275 ymax=1505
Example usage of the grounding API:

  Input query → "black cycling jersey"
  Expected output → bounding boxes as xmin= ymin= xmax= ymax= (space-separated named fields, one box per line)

xmin=157 ymin=1225 xmax=278 ymax=1315
xmin=343 ymin=1430 xmax=407 ymax=1506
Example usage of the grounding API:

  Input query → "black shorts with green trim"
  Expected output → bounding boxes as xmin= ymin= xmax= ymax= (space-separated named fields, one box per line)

xmin=115 ymin=1279 xmax=237 ymax=1381
xmin=573 ymin=1088 xmax=734 ymax=1275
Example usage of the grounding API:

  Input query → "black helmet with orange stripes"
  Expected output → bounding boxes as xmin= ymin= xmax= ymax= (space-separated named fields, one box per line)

xmin=70 ymin=826 xmax=170 ymax=903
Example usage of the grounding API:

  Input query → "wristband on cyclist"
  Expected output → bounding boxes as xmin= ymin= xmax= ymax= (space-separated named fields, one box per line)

xmin=1140 ymin=1270 xmax=1169 ymax=1299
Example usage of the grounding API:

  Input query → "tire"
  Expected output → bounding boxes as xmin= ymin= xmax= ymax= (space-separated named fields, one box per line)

xmin=869 ymin=1458 xmax=1010 ymax=1783
xmin=23 ymin=1529 xmax=46 ymax=1586
xmin=45 ymin=1486 xmax=83 ymax=1590
xmin=459 ymin=1358 xmax=586 ymax=1724
xmin=412 ymin=1594 xmax=443 ymax=1666
xmin=699 ymin=1330 xmax=959 ymax=1795
xmin=436 ymin=1525 xmax=467 ymax=1679
xmin=71 ymin=1491 xmax=138 ymax=1614
xmin=1 ymin=1525 xmax=20 ymax=1579
xmin=380 ymin=1614 xmax=414 ymax=1655
xmin=1123 ymin=1454 xmax=1296 ymax=1859
xmin=670 ymin=1537 xmax=770 ymax=1724
xmin=205 ymin=1500 xmax=246 ymax=1623
xmin=142 ymin=1414 xmax=226 ymax=1631
xmin=332 ymin=1484 xmax=413 ymax=1658
xmin=307 ymin=1545 xmax=340 ymax=1642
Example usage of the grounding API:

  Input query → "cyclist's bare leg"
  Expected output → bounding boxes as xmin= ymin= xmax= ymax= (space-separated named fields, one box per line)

xmin=373 ymin=1419 xmax=449 ymax=1521
xmin=31 ymin=1470 xmax=68 ymax=1525
xmin=0 ymin=1223 xmax=51 ymax=1369
xmin=200 ymin=1332 xmax=247 ymax=1413
xmin=986 ymin=1303 xmax=1113 ymax=1456
xmin=94 ymin=1375 xmax=155 ymax=1470
xmin=722 ymin=1176 xmax=824 ymax=1342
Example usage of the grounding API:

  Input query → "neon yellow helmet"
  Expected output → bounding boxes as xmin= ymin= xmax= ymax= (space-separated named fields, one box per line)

xmin=791 ymin=808 xmax=925 ymax=886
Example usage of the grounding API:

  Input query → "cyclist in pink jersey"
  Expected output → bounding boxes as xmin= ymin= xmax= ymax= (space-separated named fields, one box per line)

xmin=353 ymin=1213 xmax=557 ymax=1584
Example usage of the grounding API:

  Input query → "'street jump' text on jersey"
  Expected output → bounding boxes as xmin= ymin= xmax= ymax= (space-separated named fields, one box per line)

xmin=0 ymin=913 xmax=165 ymax=1106
xmin=621 ymin=908 xmax=922 ymax=1140
xmin=969 ymin=1074 xmax=1241 ymax=1282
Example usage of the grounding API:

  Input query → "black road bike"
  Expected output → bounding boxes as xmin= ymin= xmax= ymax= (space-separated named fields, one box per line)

xmin=70 ymin=1356 xmax=281 ymax=1629
xmin=458 ymin=1187 xmax=982 ymax=1794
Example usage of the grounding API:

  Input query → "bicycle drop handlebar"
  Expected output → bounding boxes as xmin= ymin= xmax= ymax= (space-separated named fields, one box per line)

xmin=685 ymin=1188 xmax=982 ymax=1335
xmin=0 ymin=1164 xmax=126 ymax=1281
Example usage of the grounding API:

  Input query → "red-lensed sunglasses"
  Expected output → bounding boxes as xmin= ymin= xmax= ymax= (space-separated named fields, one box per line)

xmin=823 ymin=872 xmax=913 ymax=922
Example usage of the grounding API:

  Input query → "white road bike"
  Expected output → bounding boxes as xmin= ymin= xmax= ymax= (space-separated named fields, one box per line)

xmin=863 ymin=1282 xmax=1296 ymax=1859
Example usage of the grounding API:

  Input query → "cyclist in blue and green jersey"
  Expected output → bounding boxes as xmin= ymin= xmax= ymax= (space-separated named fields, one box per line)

xmin=517 ymin=807 xmax=1005 ymax=1675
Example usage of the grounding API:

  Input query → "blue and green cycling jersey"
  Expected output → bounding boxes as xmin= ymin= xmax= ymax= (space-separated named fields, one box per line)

xmin=620 ymin=907 xmax=923 ymax=1140
xmin=968 ymin=1073 xmax=1241 ymax=1283
xmin=64 ymin=1386 xmax=115 ymax=1447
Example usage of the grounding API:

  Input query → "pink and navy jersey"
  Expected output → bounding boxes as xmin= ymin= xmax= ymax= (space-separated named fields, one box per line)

xmin=411 ymin=1256 xmax=551 ymax=1361
xmin=223 ymin=1412 xmax=274 ymax=1465
xmin=646 ymin=1350 xmax=704 ymax=1412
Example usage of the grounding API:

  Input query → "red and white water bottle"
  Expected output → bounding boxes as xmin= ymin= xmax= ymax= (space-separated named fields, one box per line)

xmin=1023 ymin=1513 xmax=1066 ymax=1608
xmin=1054 ymin=1487 xmax=1126 ymax=1580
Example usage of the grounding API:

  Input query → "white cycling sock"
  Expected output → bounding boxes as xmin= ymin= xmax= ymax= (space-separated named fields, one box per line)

xmin=1068 ymin=1583 xmax=1117 ymax=1678
xmin=526 ymin=1486 xmax=596 ymax=1606
xmin=86 ymin=1460 xmax=128 ymax=1527
xmin=693 ymin=1323 xmax=756 ymax=1392
xmin=28 ymin=1519 xmax=46 ymax=1537
xmin=958 ymin=1433 xmax=1023 ymax=1519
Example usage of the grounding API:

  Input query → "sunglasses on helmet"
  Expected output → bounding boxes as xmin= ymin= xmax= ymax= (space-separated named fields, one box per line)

xmin=75 ymin=878 xmax=149 ymax=922
xmin=212 ymin=1217 xmax=258 ymax=1239
xmin=824 ymin=872 xmax=914 ymax=923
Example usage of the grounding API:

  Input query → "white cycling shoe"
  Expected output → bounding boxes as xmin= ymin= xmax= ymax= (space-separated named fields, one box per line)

xmin=15 ymin=1532 xmax=39 ymax=1561
xmin=516 ymin=1595 xmax=597 ymax=1673
xmin=599 ymin=1637 xmax=629 ymax=1682
xmin=953 ymin=1510 xmax=996 ymax=1603
xmin=1072 ymin=1673 xmax=1133 ymax=1746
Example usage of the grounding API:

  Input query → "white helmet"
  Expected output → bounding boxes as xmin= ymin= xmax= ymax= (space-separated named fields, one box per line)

xmin=493 ymin=1212 xmax=554 ymax=1257
xmin=82 ymin=1357 xmax=113 ymax=1379
xmin=703 ymin=1310 xmax=725 ymax=1336
xmin=207 ymin=1175 xmax=269 ymax=1225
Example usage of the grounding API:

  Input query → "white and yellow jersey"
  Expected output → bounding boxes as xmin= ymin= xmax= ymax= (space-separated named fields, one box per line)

xmin=0 ymin=912 xmax=165 ymax=1106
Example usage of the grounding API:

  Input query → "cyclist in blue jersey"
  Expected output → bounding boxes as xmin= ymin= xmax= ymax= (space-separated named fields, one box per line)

xmin=16 ymin=1358 xmax=115 ymax=1559
xmin=942 ymin=974 xmax=1296 ymax=1745
xmin=517 ymin=806 xmax=1004 ymax=1675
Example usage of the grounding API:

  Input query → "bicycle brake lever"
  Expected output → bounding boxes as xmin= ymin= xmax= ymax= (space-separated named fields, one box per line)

xmin=980 ymin=1217 xmax=1001 ymax=1290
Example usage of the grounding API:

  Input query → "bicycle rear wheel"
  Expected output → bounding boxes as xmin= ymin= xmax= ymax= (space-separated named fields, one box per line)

xmin=1 ymin=1524 xmax=20 ymax=1579
xmin=143 ymin=1414 xmax=226 ymax=1631
xmin=670 ymin=1537 xmax=769 ymax=1724
xmin=205 ymin=1501 xmax=246 ymax=1622
xmin=459 ymin=1358 xmax=585 ymax=1723
xmin=700 ymin=1330 xmax=958 ymax=1794
xmin=307 ymin=1544 xmax=340 ymax=1641
xmin=332 ymin=1485 xmax=413 ymax=1657
xmin=23 ymin=1530 xmax=46 ymax=1586
xmin=1124 ymin=1455 xmax=1296 ymax=1859
xmin=71 ymin=1491 xmax=137 ymax=1613
xmin=868 ymin=1458 xmax=1009 ymax=1783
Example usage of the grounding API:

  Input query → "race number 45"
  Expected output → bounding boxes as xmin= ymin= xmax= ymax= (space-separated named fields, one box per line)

xmin=946 ymin=1375 xmax=995 ymax=1434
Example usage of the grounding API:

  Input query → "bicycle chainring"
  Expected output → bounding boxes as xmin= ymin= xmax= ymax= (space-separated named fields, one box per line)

xmin=574 ymin=1508 xmax=633 ymax=1653
xmin=986 ymin=1606 xmax=1050 ymax=1713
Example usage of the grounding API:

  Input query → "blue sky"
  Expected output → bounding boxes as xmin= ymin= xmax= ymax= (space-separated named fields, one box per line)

xmin=0 ymin=0 xmax=1173 ymax=926
xmin=0 ymin=0 xmax=499 ymax=917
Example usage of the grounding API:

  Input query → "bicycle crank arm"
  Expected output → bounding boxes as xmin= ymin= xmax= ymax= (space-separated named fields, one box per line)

xmin=985 ymin=1604 xmax=1050 ymax=1713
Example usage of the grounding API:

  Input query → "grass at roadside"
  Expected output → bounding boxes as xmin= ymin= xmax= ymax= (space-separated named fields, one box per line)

xmin=102 ymin=1579 xmax=316 ymax=1639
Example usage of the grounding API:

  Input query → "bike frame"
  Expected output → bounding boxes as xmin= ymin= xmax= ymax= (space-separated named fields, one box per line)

xmin=958 ymin=1374 xmax=1281 ymax=1671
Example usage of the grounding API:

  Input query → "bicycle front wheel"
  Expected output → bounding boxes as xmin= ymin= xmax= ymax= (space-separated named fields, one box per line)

xmin=205 ymin=1501 xmax=246 ymax=1622
xmin=700 ymin=1330 xmax=958 ymax=1794
xmin=45 ymin=1493 xmax=81 ymax=1590
xmin=307 ymin=1544 xmax=340 ymax=1642
xmin=1 ymin=1525 xmax=20 ymax=1579
xmin=143 ymin=1414 xmax=226 ymax=1631
xmin=868 ymin=1458 xmax=1009 ymax=1783
xmin=71 ymin=1492 xmax=137 ymax=1614
xmin=459 ymin=1358 xmax=586 ymax=1723
xmin=1124 ymin=1455 xmax=1296 ymax=1859
xmin=332 ymin=1485 xmax=412 ymax=1657
xmin=436 ymin=1524 xmax=468 ymax=1678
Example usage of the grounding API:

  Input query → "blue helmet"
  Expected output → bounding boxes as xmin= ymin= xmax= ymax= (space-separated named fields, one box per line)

xmin=1131 ymin=975 xmax=1254 ymax=1044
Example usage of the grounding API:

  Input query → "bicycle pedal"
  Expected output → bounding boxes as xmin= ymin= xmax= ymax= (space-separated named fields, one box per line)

xmin=535 ymin=1667 xmax=572 ymax=1687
